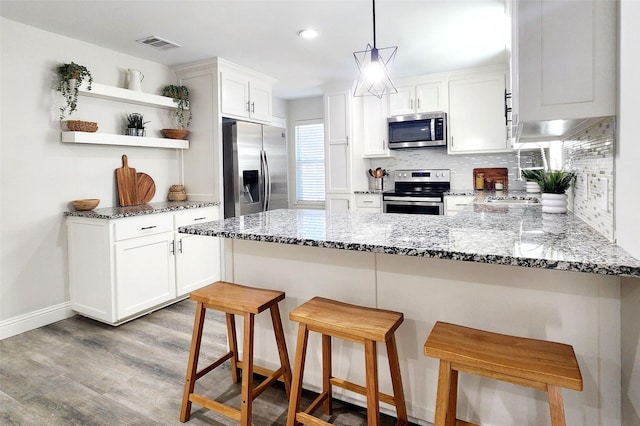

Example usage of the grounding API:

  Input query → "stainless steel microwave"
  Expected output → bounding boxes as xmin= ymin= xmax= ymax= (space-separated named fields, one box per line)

xmin=387 ymin=112 xmax=447 ymax=149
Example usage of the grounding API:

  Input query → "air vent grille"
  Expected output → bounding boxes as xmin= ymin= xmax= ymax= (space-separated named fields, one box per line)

xmin=136 ymin=36 xmax=182 ymax=50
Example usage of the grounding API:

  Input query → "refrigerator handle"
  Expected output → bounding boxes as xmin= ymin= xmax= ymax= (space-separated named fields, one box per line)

xmin=263 ymin=150 xmax=271 ymax=211
xmin=260 ymin=150 xmax=266 ymax=211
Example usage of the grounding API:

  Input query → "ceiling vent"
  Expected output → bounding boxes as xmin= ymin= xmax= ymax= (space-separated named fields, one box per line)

xmin=136 ymin=35 xmax=182 ymax=50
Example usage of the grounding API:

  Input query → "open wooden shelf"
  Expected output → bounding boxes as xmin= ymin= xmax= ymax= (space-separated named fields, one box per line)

xmin=61 ymin=131 xmax=189 ymax=149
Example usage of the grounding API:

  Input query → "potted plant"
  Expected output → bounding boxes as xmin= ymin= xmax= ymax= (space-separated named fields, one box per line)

xmin=125 ymin=113 xmax=149 ymax=137
xmin=522 ymin=169 xmax=576 ymax=214
xmin=56 ymin=62 xmax=93 ymax=120
xmin=161 ymin=84 xmax=191 ymax=139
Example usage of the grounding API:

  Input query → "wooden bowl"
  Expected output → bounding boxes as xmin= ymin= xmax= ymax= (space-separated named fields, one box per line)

xmin=162 ymin=129 xmax=189 ymax=140
xmin=73 ymin=199 xmax=100 ymax=211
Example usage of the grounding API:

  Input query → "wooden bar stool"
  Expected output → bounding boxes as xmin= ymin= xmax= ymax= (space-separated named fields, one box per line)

xmin=286 ymin=297 xmax=408 ymax=426
xmin=180 ymin=281 xmax=292 ymax=425
xmin=423 ymin=321 xmax=583 ymax=426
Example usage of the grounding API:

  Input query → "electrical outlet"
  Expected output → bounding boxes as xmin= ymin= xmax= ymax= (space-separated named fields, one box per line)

xmin=599 ymin=178 xmax=608 ymax=211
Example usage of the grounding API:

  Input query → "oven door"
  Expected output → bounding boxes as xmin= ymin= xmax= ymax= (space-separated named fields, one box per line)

xmin=383 ymin=196 xmax=443 ymax=215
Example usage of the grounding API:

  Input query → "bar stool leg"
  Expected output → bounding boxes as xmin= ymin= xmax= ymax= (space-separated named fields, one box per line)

xmin=547 ymin=385 xmax=567 ymax=426
xmin=364 ymin=339 xmax=380 ymax=426
xmin=385 ymin=334 xmax=408 ymax=426
xmin=270 ymin=303 xmax=292 ymax=397
xmin=322 ymin=334 xmax=332 ymax=415
xmin=240 ymin=312 xmax=255 ymax=426
xmin=434 ymin=360 xmax=453 ymax=426
xmin=446 ymin=369 xmax=458 ymax=426
xmin=287 ymin=323 xmax=310 ymax=426
xmin=180 ymin=302 xmax=206 ymax=422
xmin=226 ymin=313 xmax=240 ymax=384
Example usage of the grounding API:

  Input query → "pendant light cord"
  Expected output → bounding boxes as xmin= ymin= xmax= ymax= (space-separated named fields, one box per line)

xmin=372 ymin=0 xmax=377 ymax=48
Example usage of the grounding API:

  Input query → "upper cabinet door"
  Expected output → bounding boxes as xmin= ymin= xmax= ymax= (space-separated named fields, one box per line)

xmin=220 ymin=71 xmax=250 ymax=119
xmin=515 ymin=0 xmax=615 ymax=122
xmin=248 ymin=78 xmax=272 ymax=123
xmin=362 ymin=96 xmax=390 ymax=158
xmin=448 ymin=71 xmax=510 ymax=154
xmin=388 ymin=86 xmax=414 ymax=116
xmin=415 ymin=81 xmax=446 ymax=113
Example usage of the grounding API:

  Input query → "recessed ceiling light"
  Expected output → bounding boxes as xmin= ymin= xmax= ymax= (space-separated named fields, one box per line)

xmin=298 ymin=29 xmax=319 ymax=39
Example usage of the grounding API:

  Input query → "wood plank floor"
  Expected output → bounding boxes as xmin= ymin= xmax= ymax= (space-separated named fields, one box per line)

xmin=0 ymin=300 xmax=418 ymax=425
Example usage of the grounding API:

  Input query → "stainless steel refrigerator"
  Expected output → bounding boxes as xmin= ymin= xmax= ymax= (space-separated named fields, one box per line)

xmin=222 ymin=119 xmax=289 ymax=218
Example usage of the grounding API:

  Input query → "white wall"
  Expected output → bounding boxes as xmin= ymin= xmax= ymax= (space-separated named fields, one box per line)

xmin=0 ymin=18 xmax=181 ymax=335
xmin=618 ymin=3 xmax=640 ymax=425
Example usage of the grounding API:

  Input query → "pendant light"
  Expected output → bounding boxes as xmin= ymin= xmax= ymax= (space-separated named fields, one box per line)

xmin=353 ymin=0 xmax=398 ymax=98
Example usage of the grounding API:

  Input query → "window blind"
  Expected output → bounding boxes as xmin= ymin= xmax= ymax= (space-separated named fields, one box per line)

xmin=295 ymin=122 xmax=325 ymax=202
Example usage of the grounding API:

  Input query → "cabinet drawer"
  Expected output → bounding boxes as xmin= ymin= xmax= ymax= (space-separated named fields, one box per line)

xmin=174 ymin=207 xmax=219 ymax=228
xmin=114 ymin=214 xmax=173 ymax=241
xmin=355 ymin=194 xmax=381 ymax=208
xmin=444 ymin=195 xmax=475 ymax=213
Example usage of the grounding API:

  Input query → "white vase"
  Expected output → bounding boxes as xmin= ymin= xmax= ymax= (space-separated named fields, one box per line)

xmin=541 ymin=193 xmax=568 ymax=214
xmin=526 ymin=181 xmax=541 ymax=193
xmin=127 ymin=69 xmax=144 ymax=91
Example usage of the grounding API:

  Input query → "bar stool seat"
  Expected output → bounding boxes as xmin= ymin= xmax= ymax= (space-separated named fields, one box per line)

xmin=423 ymin=321 xmax=583 ymax=426
xmin=180 ymin=281 xmax=292 ymax=425
xmin=287 ymin=297 xmax=408 ymax=426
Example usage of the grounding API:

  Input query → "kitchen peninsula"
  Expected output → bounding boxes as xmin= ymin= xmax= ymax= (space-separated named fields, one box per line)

xmin=179 ymin=204 xmax=640 ymax=425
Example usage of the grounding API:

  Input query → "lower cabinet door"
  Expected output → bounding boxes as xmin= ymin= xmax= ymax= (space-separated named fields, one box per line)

xmin=175 ymin=233 xmax=221 ymax=296
xmin=114 ymin=233 xmax=176 ymax=320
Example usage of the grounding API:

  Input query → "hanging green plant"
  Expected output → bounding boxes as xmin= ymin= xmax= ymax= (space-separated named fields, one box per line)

xmin=56 ymin=62 xmax=93 ymax=120
xmin=162 ymin=85 xmax=191 ymax=129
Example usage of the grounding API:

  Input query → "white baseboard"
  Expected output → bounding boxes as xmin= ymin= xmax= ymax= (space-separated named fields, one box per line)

xmin=0 ymin=302 xmax=75 ymax=340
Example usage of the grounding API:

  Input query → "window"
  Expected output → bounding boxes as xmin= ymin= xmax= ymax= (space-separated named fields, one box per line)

xmin=295 ymin=120 xmax=325 ymax=203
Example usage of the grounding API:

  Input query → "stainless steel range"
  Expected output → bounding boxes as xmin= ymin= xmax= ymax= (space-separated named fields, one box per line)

xmin=382 ymin=169 xmax=451 ymax=215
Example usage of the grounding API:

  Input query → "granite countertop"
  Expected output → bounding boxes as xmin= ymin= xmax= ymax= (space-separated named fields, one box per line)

xmin=64 ymin=201 xmax=220 ymax=219
xmin=179 ymin=205 xmax=640 ymax=278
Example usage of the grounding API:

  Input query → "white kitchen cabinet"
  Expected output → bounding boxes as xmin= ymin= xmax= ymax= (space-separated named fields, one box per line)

xmin=444 ymin=195 xmax=475 ymax=216
xmin=324 ymin=86 xmax=368 ymax=211
xmin=362 ymin=96 xmax=391 ymax=158
xmin=354 ymin=193 xmax=382 ymax=213
xmin=513 ymin=0 xmax=615 ymax=124
xmin=448 ymin=71 xmax=510 ymax=154
xmin=114 ymin=232 xmax=176 ymax=319
xmin=67 ymin=206 xmax=221 ymax=325
xmin=220 ymin=64 xmax=273 ymax=124
xmin=174 ymin=208 xmax=221 ymax=296
xmin=388 ymin=80 xmax=446 ymax=116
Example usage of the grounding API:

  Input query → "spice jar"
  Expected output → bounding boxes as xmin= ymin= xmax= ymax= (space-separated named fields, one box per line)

xmin=495 ymin=180 xmax=504 ymax=191
xmin=485 ymin=178 xmax=494 ymax=190
xmin=475 ymin=173 xmax=485 ymax=190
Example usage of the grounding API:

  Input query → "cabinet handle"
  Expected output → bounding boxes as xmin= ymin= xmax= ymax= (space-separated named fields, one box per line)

xmin=417 ymin=98 xmax=421 ymax=109
xmin=140 ymin=225 xmax=157 ymax=230
xmin=193 ymin=217 xmax=206 ymax=221
xmin=178 ymin=238 xmax=183 ymax=254
xmin=170 ymin=240 xmax=175 ymax=255
xmin=363 ymin=200 xmax=374 ymax=203
xmin=251 ymin=101 xmax=255 ymax=113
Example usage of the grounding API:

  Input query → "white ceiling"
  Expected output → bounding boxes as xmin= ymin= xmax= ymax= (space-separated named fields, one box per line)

xmin=0 ymin=0 xmax=509 ymax=100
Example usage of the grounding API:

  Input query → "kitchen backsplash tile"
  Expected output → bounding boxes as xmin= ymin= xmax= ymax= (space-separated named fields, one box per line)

xmin=563 ymin=117 xmax=615 ymax=241
xmin=370 ymin=149 xmax=527 ymax=192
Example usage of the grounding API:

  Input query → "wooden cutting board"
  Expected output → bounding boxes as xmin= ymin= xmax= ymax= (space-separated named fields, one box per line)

xmin=137 ymin=172 xmax=156 ymax=204
xmin=473 ymin=167 xmax=509 ymax=190
xmin=115 ymin=155 xmax=139 ymax=206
